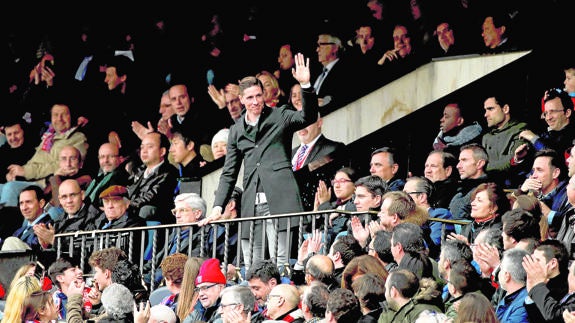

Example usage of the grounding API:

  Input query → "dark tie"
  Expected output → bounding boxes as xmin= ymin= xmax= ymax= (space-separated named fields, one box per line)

xmin=174 ymin=164 xmax=183 ymax=195
xmin=294 ymin=144 xmax=308 ymax=171
xmin=169 ymin=234 xmax=179 ymax=255
xmin=314 ymin=68 xmax=328 ymax=94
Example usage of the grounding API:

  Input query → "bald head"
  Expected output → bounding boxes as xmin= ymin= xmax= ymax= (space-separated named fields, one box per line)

xmin=274 ymin=284 xmax=300 ymax=309
xmin=306 ymin=255 xmax=334 ymax=285
xmin=309 ymin=255 xmax=334 ymax=274
xmin=58 ymin=145 xmax=82 ymax=171
xmin=60 ymin=179 xmax=81 ymax=193
xmin=59 ymin=179 xmax=84 ymax=215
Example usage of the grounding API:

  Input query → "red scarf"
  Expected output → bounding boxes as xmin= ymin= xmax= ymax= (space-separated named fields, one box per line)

xmin=281 ymin=313 xmax=297 ymax=322
xmin=40 ymin=125 xmax=56 ymax=152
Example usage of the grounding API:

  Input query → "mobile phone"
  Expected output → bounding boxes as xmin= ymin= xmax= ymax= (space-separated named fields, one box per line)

xmin=44 ymin=60 xmax=54 ymax=70
xmin=34 ymin=261 xmax=46 ymax=280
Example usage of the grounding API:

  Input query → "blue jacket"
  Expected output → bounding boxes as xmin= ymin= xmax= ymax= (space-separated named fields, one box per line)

xmin=496 ymin=287 xmax=529 ymax=323
xmin=12 ymin=213 xmax=53 ymax=252
xmin=428 ymin=207 xmax=454 ymax=246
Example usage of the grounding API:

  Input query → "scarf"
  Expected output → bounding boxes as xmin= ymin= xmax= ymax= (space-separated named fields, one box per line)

xmin=54 ymin=290 xmax=68 ymax=320
xmin=161 ymin=293 xmax=178 ymax=310
xmin=40 ymin=125 xmax=56 ymax=152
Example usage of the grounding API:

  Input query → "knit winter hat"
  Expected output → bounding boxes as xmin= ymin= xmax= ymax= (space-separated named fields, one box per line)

xmin=211 ymin=128 xmax=230 ymax=148
xmin=195 ymin=258 xmax=226 ymax=285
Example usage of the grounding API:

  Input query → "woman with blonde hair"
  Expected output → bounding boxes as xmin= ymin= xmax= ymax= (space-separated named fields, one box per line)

xmin=256 ymin=70 xmax=285 ymax=107
xmin=21 ymin=290 xmax=59 ymax=322
xmin=177 ymin=257 xmax=206 ymax=322
xmin=9 ymin=262 xmax=38 ymax=292
xmin=1 ymin=275 xmax=41 ymax=322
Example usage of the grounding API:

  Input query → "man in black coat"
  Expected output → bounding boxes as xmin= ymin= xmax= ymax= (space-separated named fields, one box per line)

xmin=0 ymin=117 xmax=37 ymax=238
xmin=291 ymin=115 xmax=346 ymax=172
xmin=292 ymin=114 xmax=347 ymax=211
xmin=35 ymin=179 xmax=100 ymax=253
xmin=94 ymin=185 xmax=145 ymax=259
xmin=167 ymin=83 xmax=216 ymax=146
xmin=204 ymin=53 xmax=317 ymax=270
xmin=95 ymin=185 xmax=145 ymax=230
xmin=523 ymin=239 xmax=571 ymax=323
xmin=127 ymin=132 xmax=178 ymax=225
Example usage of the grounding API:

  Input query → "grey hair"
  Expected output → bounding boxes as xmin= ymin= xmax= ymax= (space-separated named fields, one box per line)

xmin=174 ymin=193 xmax=207 ymax=216
xmin=220 ymin=285 xmax=255 ymax=313
xmin=101 ymin=283 xmax=134 ymax=319
xmin=318 ymin=33 xmax=343 ymax=49
xmin=150 ymin=304 xmax=177 ymax=323
xmin=405 ymin=176 xmax=433 ymax=195
xmin=501 ymin=248 xmax=528 ymax=283
xmin=440 ymin=239 xmax=473 ymax=263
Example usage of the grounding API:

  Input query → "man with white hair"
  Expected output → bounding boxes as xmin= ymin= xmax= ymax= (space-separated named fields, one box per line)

xmin=143 ymin=192 xmax=210 ymax=286
xmin=100 ymin=282 xmax=135 ymax=320
xmin=149 ymin=304 xmax=178 ymax=323
xmin=133 ymin=303 xmax=179 ymax=323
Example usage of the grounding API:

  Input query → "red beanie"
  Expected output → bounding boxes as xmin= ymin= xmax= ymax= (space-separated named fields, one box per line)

xmin=195 ymin=258 xmax=226 ymax=285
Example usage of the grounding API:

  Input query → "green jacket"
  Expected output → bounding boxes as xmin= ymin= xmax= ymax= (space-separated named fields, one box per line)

xmin=23 ymin=127 xmax=88 ymax=180
xmin=378 ymin=300 xmax=443 ymax=323
xmin=481 ymin=119 xmax=527 ymax=175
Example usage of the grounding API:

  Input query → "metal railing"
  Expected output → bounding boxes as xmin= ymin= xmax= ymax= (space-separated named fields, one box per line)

xmin=53 ymin=209 xmax=472 ymax=292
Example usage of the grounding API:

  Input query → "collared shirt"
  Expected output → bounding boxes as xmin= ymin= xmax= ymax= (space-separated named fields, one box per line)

xmin=28 ymin=213 xmax=50 ymax=227
xmin=245 ymin=113 xmax=261 ymax=127
xmin=313 ymin=59 xmax=339 ymax=94
xmin=22 ymin=213 xmax=50 ymax=236
xmin=144 ymin=161 xmax=164 ymax=179
xmin=292 ymin=134 xmax=321 ymax=169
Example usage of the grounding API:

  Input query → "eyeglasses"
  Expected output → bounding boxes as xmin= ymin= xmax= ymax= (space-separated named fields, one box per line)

xmin=59 ymin=192 xmax=81 ymax=200
xmin=331 ymin=179 xmax=353 ymax=185
xmin=405 ymin=191 xmax=424 ymax=195
xmin=220 ymin=303 xmax=239 ymax=309
xmin=317 ymin=42 xmax=335 ymax=47
xmin=171 ymin=207 xmax=193 ymax=216
xmin=194 ymin=283 xmax=218 ymax=293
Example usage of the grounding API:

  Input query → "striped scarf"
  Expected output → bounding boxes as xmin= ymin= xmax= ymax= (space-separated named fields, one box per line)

xmin=40 ymin=125 xmax=56 ymax=152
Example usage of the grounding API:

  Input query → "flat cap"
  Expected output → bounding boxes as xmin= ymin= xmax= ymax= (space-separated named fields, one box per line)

xmin=99 ymin=185 xmax=128 ymax=200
